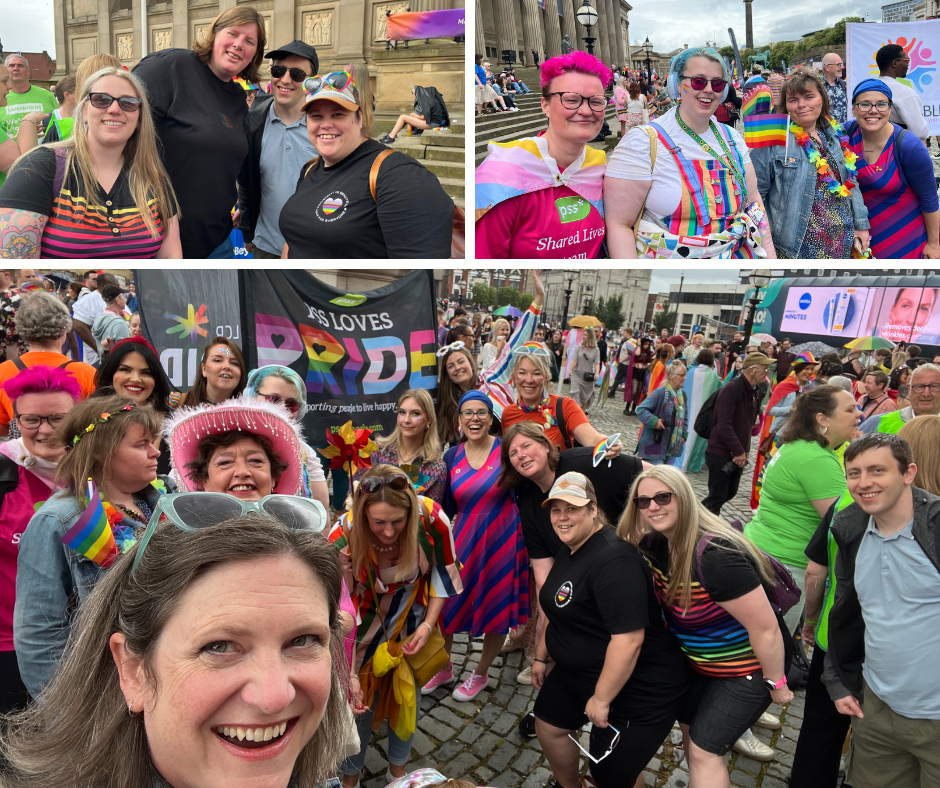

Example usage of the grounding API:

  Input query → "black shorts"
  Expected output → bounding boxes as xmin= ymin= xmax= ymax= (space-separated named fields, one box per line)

xmin=678 ymin=669 xmax=771 ymax=756
xmin=534 ymin=668 xmax=678 ymax=788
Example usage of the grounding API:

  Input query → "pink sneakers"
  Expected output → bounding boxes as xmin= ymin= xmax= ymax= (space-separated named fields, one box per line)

xmin=452 ymin=671 xmax=491 ymax=701
xmin=421 ymin=662 xmax=455 ymax=695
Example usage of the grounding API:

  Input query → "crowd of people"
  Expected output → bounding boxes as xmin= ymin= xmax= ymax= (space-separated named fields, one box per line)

xmin=0 ymin=11 xmax=457 ymax=260
xmin=0 ymin=267 xmax=936 ymax=788
xmin=475 ymin=42 xmax=940 ymax=260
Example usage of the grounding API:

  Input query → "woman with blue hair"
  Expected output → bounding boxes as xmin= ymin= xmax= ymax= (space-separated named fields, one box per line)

xmin=245 ymin=364 xmax=329 ymax=511
xmin=604 ymin=47 xmax=776 ymax=259
xmin=845 ymin=78 xmax=940 ymax=259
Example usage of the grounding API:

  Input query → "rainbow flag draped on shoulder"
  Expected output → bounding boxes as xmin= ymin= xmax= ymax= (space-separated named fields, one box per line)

xmin=742 ymin=82 xmax=774 ymax=117
xmin=475 ymin=136 xmax=607 ymax=220
xmin=744 ymin=112 xmax=790 ymax=148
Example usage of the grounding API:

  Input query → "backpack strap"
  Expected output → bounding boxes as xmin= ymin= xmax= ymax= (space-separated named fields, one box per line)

xmin=693 ymin=532 xmax=715 ymax=584
xmin=633 ymin=125 xmax=658 ymax=238
xmin=12 ymin=358 xmax=27 ymax=372
xmin=369 ymin=149 xmax=396 ymax=202
xmin=51 ymin=147 xmax=68 ymax=200
xmin=302 ymin=156 xmax=321 ymax=179
xmin=555 ymin=396 xmax=572 ymax=450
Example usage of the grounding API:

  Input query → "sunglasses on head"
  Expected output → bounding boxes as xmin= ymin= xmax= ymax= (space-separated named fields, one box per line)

xmin=262 ymin=393 xmax=302 ymax=414
xmin=633 ymin=491 xmax=674 ymax=509
xmin=359 ymin=473 xmax=411 ymax=495
xmin=88 ymin=92 xmax=142 ymax=112
xmin=131 ymin=493 xmax=328 ymax=575
xmin=682 ymin=76 xmax=727 ymax=93
xmin=270 ymin=64 xmax=308 ymax=82
xmin=304 ymin=71 xmax=354 ymax=94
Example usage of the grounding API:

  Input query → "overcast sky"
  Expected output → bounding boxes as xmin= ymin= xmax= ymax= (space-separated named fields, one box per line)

xmin=648 ymin=268 xmax=741 ymax=294
xmin=4 ymin=1 xmax=56 ymax=56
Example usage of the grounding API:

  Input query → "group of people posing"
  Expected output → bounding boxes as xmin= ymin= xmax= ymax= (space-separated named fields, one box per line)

xmin=475 ymin=43 xmax=939 ymax=260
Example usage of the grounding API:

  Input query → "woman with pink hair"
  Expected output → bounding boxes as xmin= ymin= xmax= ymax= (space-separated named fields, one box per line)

xmin=475 ymin=51 xmax=613 ymax=259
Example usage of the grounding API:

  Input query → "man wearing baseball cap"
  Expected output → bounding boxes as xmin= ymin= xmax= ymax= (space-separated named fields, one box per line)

xmin=702 ymin=352 xmax=772 ymax=516
xmin=238 ymin=40 xmax=319 ymax=259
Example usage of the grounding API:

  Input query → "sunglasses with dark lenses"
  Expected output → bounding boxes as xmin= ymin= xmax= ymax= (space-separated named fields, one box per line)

xmin=270 ymin=64 xmax=308 ymax=82
xmin=262 ymin=393 xmax=302 ymax=414
xmin=683 ymin=77 xmax=728 ymax=93
xmin=304 ymin=71 xmax=352 ymax=95
xmin=633 ymin=492 xmax=675 ymax=509
xmin=359 ymin=473 xmax=411 ymax=495
xmin=88 ymin=92 xmax=143 ymax=112
xmin=131 ymin=492 xmax=328 ymax=574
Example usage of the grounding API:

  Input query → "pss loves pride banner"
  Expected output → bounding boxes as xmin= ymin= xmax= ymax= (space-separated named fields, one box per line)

xmin=386 ymin=9 xmax=464 ymax=41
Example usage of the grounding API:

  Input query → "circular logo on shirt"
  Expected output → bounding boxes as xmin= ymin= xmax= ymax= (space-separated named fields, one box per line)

xmin=555 ymin=581 xmax=574 ymax=607
xmin=317 ymin=191 xmax=349 ymax=222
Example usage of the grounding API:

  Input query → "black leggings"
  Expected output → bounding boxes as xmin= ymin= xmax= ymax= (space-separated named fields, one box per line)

xmin=790 ymin=646 xmax=852 ymax=788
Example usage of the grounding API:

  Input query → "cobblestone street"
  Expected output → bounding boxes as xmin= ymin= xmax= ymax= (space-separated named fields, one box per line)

xmin=357 ymin=390 xmax=807 ymax=788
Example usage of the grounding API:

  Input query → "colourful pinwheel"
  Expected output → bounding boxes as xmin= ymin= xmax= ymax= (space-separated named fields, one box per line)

xmin=321 ymin=420 xmax=377 ymax=477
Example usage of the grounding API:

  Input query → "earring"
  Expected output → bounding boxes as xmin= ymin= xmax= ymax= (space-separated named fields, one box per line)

xmin=822 ymin=426 xmax=828 ymax=435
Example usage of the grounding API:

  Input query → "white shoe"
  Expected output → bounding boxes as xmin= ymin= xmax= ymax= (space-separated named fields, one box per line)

xmin=755 ymin=711 xmax=782 ymax=730
xmin=500 ymin=634 xmax=523 ymax=653
xmin=516 ymin=665 xmax=533 ymax=685
xmin=732 ymin=728 xmax=775 ymax=762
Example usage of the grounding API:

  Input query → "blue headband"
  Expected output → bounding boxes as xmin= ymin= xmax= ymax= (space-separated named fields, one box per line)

xmin=458 ymin=390 xmax=493 ymax=413
xmin=852 ymin=78 xmax=893 ymax=102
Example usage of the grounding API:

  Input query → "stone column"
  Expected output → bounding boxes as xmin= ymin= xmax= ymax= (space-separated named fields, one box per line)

xmin=273 ymin=0 xmax=294 ymax=53
xmin=519 ymin=0 xmax=545 ymax=67
xmin=96 ymin=0 xmax=110 ymax=62
xmin=493 ymin=0 xmax=519 ymax=65
xmin=172 ymin=1 xmax=188 ymax=57
xmin=336 ymin=0 xmax=367 ymax=62
xmin=132 ymin=0 xmax=143 ymax=60
xmin=592 ymin=0 xmax=609 ymax=65
xmin=53 ymin=0 xmax=68 ymax=75
xmin=542 ymin=0 xmax=563 ymax=58
xmin=559 ymin=0 xmax=578 ymax=56
xmin=744 ymin=0 xmax=753 ymax=49
xmin=476 ymin=0 xmax=486 ymax=55
xmin=604 ymin=0 xmax=619 ymax=70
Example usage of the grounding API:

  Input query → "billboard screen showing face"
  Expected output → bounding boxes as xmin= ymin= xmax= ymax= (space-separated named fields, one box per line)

xmin=779 ymin=287 xmax=874 ymax=337
xmin=865 ymin=286 xmax=940 ymax=345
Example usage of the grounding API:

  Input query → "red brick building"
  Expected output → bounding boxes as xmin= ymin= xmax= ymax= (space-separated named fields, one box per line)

xmin=1 ymin=50 xmax=57 ymax=81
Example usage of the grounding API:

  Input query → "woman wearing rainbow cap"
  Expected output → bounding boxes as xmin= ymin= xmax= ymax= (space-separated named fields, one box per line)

xmin=751 ymin=71 xmax=870 ymax=259
xmin=475 ymin=52 xmax=612 ymax=259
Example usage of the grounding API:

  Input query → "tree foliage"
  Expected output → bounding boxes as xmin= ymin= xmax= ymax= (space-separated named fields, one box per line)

xmin=652 ymin=302 xmax=676 ymax=334
xmin=471 ymin=282 xmax=495 ymax=305
xmin=600 ymin=293 xmax=625 ymax=330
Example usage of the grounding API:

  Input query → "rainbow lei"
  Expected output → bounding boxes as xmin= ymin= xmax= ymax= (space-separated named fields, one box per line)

xmin=790 ymin=119 xmax=858 ymax=198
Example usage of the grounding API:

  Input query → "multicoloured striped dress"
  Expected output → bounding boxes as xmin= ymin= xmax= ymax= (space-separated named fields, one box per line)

xmin=849 ymin=126 xmax=927 ymax=259
xmin=441 ymin=438 xmax=529 ymax=637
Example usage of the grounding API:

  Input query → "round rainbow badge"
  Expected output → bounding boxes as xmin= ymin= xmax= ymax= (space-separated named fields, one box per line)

xmin=592 ymin=433 xmax=621 ymax=468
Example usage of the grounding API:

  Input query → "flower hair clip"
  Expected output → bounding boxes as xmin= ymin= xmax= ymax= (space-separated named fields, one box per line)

xmin=65 ymin=404 xmax=136 ymax=452
xmin=436 ymin=341 xmax=466 ymax=357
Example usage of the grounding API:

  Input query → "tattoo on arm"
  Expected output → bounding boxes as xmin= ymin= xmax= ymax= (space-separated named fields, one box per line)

xmin=0 ymin=209 xmax=48 ymax=260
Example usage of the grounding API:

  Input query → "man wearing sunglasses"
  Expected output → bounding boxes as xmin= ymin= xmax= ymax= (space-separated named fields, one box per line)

xmin=238 ymin=40 xmax=320 ymax=259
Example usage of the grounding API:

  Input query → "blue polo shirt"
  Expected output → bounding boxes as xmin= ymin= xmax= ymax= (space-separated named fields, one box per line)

xmin=253 ymin=101 xmax=318 ymax=257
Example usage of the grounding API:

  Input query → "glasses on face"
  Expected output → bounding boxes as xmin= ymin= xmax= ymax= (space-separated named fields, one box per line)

xmin=87 ymin=92 xmax=142 ymax=112
xmin=261 ymin=393 xmax=302 ymax=414
xmin=854 ymin=100 xmax=891 ymax=113
xmin=15 ymin=412 xmax=66 ymax=429
xmin=911 ymin=383 xmax=940 ymax=393
xmin=567 ymin=724 xmax=621 ymax=764
xmin=359 ymin=473 xmax=411 ymax=495
xmin=459 ymin=409 xmax=490 ymax=420
xmin=682 ymin=76 xmax=728 ymax=93
xmin=270 ymin=64 xmax=308 ymax=82
xmin=131 ymin=492 xmax=328 ymax=574
xmin=548 ymin=92 xmax=607 ymax=112
xmin=633 ymin=491 xmax=675 ymax=509
xmin=304 ymin=71 xmax=354 ymax=94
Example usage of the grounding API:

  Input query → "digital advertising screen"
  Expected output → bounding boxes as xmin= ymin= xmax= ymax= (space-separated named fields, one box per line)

xmin=865 ymin=286 xmax=940 ymax=345
xmin=779 ymin=287 xmax=874 ymax=337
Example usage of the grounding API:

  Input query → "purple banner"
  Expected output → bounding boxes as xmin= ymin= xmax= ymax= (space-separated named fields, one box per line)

xmin=386 ymin=9 xmax=465 ymax=41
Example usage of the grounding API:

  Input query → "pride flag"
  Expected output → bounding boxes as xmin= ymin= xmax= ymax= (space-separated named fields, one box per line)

xmin=744 ymin=113 xmax=790 ymax=148
xmin=60 ymin=480 xmax=117 ymax=567
xmin=742 ymin=83 xmax=774 ymax=117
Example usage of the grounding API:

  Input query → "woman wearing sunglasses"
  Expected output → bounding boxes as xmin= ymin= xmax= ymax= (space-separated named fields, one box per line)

xmin=532 ymin=472 xmax=689 ymax=788
xmin=619 ymin=466 xmax=793 ymax=788
xmin=421 ymin=391 xmax=528 ymax=700
xmin=0 ymin=67 xmax=180 ymax=259
xmin=604 ymin=47 xmax=775 ymax=259
xmin=355 ymin=389 xmax=446 ymax=504
xmin=3 ymin=510 xmax=349 ymax=788
xmin=13 ymin=395 xmax=168 ymax=697
xmin=475 ymin=51 xmax=612 ymax=260
xmin=279 ymin=65 xmax=455 ymax=259
xmin=244 ymin=365 xmax=329 ymax=511
xmin=0 ymin=366 xmax=80 ymax=713
xmin=329 ymin=464 xmax=462 ymax=787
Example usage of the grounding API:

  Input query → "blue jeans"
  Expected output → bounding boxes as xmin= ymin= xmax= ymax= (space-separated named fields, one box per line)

xmin=340 ymin=691 xmax=416 ymax=774
xmin=512 ymin=80 xmax=531 ymax=93
xmin=206 ymin=234 xmax=235 ymax=259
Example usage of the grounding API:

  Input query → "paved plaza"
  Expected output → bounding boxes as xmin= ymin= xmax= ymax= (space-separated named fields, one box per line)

xmin=356 ymin=389 xmax=808 ymax=788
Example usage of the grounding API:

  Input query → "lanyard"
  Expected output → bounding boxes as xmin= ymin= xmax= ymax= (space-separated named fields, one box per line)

xmin=675 ymin=114 xmax=746 ymax=188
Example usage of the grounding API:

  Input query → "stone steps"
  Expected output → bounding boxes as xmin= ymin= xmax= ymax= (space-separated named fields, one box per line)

xmin=385 ymin=129 xmax=465 ymax=202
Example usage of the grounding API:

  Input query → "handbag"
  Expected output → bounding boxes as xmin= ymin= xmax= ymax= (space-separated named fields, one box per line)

xmin=758 ymin=430 xmax=776 ymax=456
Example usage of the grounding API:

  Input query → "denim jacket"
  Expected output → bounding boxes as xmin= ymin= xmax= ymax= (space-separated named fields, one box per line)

xmin=13 ymin=479 xmax=171 ymax=698
xmin=751 ymin=123 xmax=869 ymax=259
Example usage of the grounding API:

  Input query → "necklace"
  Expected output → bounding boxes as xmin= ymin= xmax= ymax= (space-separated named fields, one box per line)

xmin=675 ymin=113 xmax=745 ymax=190
xmin=114 ymin=494 xmax=153 ymax=524
xmin=464 ymin=440 xmax=493 ymax=468
xmin=371 ymin=540 xmax=399 ymax=554
xmin=790 ymin=119 xmax=858 ymax=198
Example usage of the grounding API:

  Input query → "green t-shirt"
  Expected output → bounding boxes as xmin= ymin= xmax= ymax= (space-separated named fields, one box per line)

xmin=744 ymin=439 xmax=847 ymax=569
xmin=0 ymin=85 xmax=58 ymax=138
xmin=0 ymin=123 xmax=9 ymax=191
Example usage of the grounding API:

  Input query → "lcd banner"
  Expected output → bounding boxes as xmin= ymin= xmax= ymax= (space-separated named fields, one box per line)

xmin=846 ymin=20 xmax=940 ymax=135
xmin=386 ymin=9 xmax=465 ymax=41
xmin=242 ymin=270 xmax=438 ymax=439
xmin=779 ymin=286 xmax=873 ymax=337
xmin=134 ymin=269 xmax=242 ymax=391
xmin=865 ymin=286 xmax=940 ymax=344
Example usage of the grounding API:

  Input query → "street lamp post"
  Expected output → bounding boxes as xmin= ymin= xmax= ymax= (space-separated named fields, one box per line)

xmin=741 ymin=269 xmax=772 ymax=346
xmin=672 ymin=271 xmax=684 ymax=336
xmin=561 ymin=271 xmax=577 ymax=330
xmin=493 ymin=269 xmax=505 ymax=311
xmin=642 ymin=36 xmax=654 ymax=85
xmin=575 ymin=0 xmax=599 ymax=55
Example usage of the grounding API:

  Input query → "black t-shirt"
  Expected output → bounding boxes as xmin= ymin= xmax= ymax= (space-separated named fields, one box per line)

xmin=541 ymin=528 xmax=689 ymax=720
xmin=279 ymin=138 xmax=453 ymax=259
xmin=133 ymin=49 xmax=249 ymax=258
xmin=516 ymin=447 xmax=643 ymax=560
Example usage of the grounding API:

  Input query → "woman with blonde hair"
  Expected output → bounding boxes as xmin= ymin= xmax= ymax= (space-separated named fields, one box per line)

xmin=355 ymin=388 xmax=446 ymax=504
xmin=569 ymin=326 xmax=601 ymax=412
xmin=479 ymin=317 xmax=511 ymax=370
xmin=898 ymin=415 xmax=940 ymax=494
xmin=133 ymin=5 xmax=266 ymax=258
xmin=329 ymin=464 xmax=462 ymax=787
xmin=0 ymin=67 xmax=180 ymax=258
xmin=619 ymin=465 xmax=793 ymax=787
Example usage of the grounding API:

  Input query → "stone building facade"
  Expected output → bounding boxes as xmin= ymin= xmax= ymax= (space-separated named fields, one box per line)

xmin=476 ymin=0 xmax=631 ymax=70
xmin=51 ymin=0 xmax=464 ymax=116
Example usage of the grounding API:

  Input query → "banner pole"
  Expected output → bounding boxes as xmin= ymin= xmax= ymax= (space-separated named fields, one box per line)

xmin=728 ymin=28 xmax=745 ymax=88
xmin=237 ymin=269 xmax=253 ymax=369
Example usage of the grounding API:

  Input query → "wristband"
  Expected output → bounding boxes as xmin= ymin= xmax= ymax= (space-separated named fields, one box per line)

xmin=420 ymin=621 xmax=433 ymax=633
xmin=764 ymin=676 xmax=788 ymax=691
xmin=804 ymin=618 xmax=819 ymax=626
xmin=19 ymin=119 xmax=37 ymax=127
xmin=534 ymin=658 xmax=550 ymax=664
